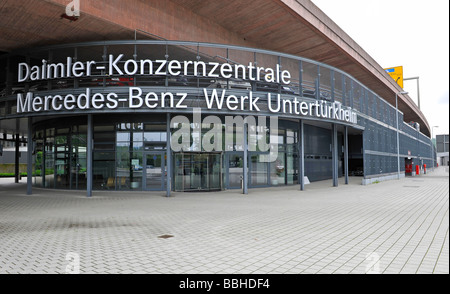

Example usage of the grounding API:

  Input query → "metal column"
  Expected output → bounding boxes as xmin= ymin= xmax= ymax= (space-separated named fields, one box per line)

xmin=86 ymin=114 xmax=93 ymax=197
xmin=166 ymin=113 xmax=171 ymax=197
xmin=14 ymin=133 xmax=20 ymax=183
xmin=395 ymin=95 xmax=401 ymax=180
xmin=404 ymin=77 xmax=420 ymax=110
xmin=362 ymin=128 xmax=367 ymax=182
xmin=431 ymin=139 xmax=434 ymax=172
xmin=299 ymin=120 xmax=305 ymax=191
xmin=344 ymin=126 xmax=349 ymax=185
xmin=332 ymin=124 xmax=338 ymax=187
xmin=243 ymin=122 xmax=248 ymax=194
xmin=27 ymin=118 xmax=32 ymax=195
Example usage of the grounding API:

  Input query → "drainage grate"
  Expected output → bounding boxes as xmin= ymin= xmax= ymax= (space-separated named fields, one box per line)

xmin=403 ymin=186 xmax=420 ymax=188
xmin=158 ymin=234 xmax=174 ymax=239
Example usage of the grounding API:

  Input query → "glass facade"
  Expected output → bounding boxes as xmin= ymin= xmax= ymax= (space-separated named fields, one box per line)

xmin=0 ymin=40 xmax=434 ymax=194
xmin=31 ymin=114 xmax=319 ymax=192
xmin=33 ymin=120 xmax=88 ymax=190
xmin=174 ymin=153 xmax=222 ymax=191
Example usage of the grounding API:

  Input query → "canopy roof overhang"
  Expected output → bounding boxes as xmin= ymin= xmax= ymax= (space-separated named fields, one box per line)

xmin=0 ymin=0 xmax=429 ymax=136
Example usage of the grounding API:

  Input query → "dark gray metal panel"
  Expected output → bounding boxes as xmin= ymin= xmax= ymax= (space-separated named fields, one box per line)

xmin=331 ymin=70 xmax=335 ymax=102
xmin=362 ymin=118 xmax=367 ymax=179
xmin=303 ymin=124 xmax=332 ymax=182
xmin=395 ymin=97 xmax=401 ymax=179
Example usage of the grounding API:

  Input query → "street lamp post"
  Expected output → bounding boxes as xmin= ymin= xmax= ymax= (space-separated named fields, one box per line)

xmin=396 ymin=91 xmax=409 ymax=180
xmin=431 ymin=126 xmax=439 ymax=172
xmin=404 ymin=77 xmax=420 ymax=109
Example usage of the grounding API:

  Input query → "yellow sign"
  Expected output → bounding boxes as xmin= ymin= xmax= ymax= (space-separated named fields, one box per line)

xmin=384 ymin=66 xmax=403 ymax=88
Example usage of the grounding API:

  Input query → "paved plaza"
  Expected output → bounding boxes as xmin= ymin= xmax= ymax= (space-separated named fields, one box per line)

xmin=0 ymin=167 xmax=448 ymax=274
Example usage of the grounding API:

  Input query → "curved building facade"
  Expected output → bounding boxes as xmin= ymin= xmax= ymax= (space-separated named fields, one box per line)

xmin=0 ymin=1 xmax=436 ymax=196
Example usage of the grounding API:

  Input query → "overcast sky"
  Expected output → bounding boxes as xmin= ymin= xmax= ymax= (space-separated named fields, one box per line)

xmin=311 ymin=0 xmax=449 ymax=137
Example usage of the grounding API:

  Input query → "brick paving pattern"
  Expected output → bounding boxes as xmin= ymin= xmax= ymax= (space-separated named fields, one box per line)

xmin=0 ymin=167 xmax=448 ymax=274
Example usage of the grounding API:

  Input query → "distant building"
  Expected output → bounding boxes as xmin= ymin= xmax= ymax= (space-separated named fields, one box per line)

xmin=436 ymin=134 xmax=449 ymax=166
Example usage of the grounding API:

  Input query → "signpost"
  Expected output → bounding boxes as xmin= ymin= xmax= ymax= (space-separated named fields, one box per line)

xmin=385 ymin=66 xmax=404 ymax=89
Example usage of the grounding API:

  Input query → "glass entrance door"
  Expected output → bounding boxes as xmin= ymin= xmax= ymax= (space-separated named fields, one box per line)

xmin=208 ymin=153 xmax=222 ymax=191
xmin=55 ymin=135 xmax=69 ymax=189
xmin=191 ymin=153 xmax=207 ymax=190
xmin=174 ymin=153 xmax=222 ymax=191
xmin=70 ymin=134 xmax=87 ymax=190
xmin=143 ymin=153 xmax=165 ymax=191
xmin=250 ymin=153 xmax=269 ymax=187
xmin=226 ymin=152 xmax=244 ymax=189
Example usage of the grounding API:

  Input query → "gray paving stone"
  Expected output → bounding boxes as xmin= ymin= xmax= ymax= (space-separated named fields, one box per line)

xmin=0 ymin=167 xmax=448 ymax=274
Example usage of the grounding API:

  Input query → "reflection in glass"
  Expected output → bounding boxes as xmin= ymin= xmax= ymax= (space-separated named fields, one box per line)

xmin=270 ymin=152 xmax=285 ymax=186
xmin=228 ymin=153 xmax=243 ymax=189
xmin=251 ymin=154 xmax=268 ymax=186
xmin=130 ymin=152 xmax=143 ymax=189
xmin=144 ymin=153 xmax=165 ymax=190
xmin=174 ymin=153 xmax=222 ymax=191
xmin=71 ymin=134 xmax=87 ymax=190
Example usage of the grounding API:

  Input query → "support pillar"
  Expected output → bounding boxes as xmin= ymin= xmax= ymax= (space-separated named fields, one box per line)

xmin=243 ymin=122 xmax=248 ymax=195
xmin=332 ymin=124 xmax=338 ymax=187
xmin=299 ymin=120 xmax=305 ymax=191
xmin=15 ymin=133 xmax=20 ymax=183
xmin=86 ymin=114 xmax=93 ymax=197
xmin=27 ymin=118 xmax=32 ymax=195
xmin=344 ymin=126 xmax=349 ymax=185
xmin=166 ymin=113 xmax=171 ymax=197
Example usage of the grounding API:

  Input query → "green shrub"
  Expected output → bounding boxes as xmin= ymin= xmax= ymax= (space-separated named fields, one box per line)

xmin=0 ymin=172 xmax=39 ymax=177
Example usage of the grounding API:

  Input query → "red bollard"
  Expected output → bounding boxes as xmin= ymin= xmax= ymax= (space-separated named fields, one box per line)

xmin=424 ymin=164 xmax=427 ymax=174
xmin=416 ymin=165 xmax=420 ymax=175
